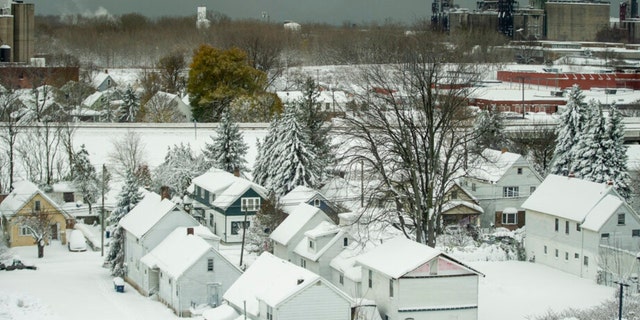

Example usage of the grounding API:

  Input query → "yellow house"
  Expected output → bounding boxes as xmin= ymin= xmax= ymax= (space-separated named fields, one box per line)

xmin=441 ymin=181 xmax=483 ymax=227
xmin=0 ymin=180 xmax=75 ymax=247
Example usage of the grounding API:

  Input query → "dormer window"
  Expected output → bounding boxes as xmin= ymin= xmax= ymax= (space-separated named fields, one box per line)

xmin=313 ymin=199 xmax=321 ymax=207
xmin=517 ymin=167 xmax=523 ymax=175
xmin=343 ymin=237 xmax=349 ymax=247
xmin=209 ymin=193 xmax=215 ymax=204
xmin=309 ymin=240 xmax=315 ymax=249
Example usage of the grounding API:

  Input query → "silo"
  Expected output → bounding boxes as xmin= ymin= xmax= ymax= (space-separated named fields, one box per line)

xmin=11 ymin=1 xmax=34 ymax=63
xmin=0 ymin=14 xmax=12 ymax=61
xmin=0 ymin=44 xmax=10 ymax=62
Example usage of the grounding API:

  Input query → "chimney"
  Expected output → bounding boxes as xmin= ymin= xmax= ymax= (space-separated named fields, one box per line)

xmin=187 ymin=227 xmax=194 ymax=235
xmin=233 ymin=167 xmax=240 ymax=177
xmin=160 ymin=186 xmax=171 ymax=200
xmin=297 ymin=279 xmax=304 ymax=285
xmin=568 ymin=172 xmax=575 ymax=178
xmin=607 ymin=180 xmax=614 ymax=186
xmin=104 ymin=69 xmax=108 ymax=74
xmin=501 ymin=147 xmax=508 ymax=154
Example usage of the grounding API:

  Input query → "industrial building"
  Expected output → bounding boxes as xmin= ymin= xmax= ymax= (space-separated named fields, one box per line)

xmin=0 ymin=0 xmax=34 ymax=63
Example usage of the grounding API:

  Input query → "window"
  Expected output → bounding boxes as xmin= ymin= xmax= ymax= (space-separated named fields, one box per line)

xmin=63 ymin=192 xmax=74 ymax=202
xmin=343 ymin=237 xmax=349 ymax=247
xmin=20 ymin=226 xmax=31 ymax=236
xmin=601 ymin=233 xmax=610 ymax=239
xmin=565 ymin=221 xmax=569 ymax=235
xmin=633 ymin=230 xmax=640 ymax=237
xmin=530 ymin=186 xmax=536 ymax=194
xmin=577 ymin=223 xmax=581 ymax=232
xmin=502 ymin=211 xmax=517 ymax=225
xmin=517 ymin=167 xmax=523 ymax=175
xmin=555 ymin=218 xmax=559 ymax=232
xmin=231 ymin=221 xmax=250 ymax=235
xmin=313 ymin=199 xmax=321 ymax=207
xmin=565 ymin=252 xmax=568 ymax=260
xmin=209 ymin=192 xmax=215 ymax=204
xmin=34 ymin=200 xmax=41 ymax=212
xmin=471 ymin=183 xmax=476 ymax=192
xmin=309 ymin=240 xmax=315 ymax=249
xmin=618 ymin=212 xmax=626 ymax=225
xmin=575 ymin=253 xmax=580 ymax=259
xmin=451 ymin=191 xmax=458 ymax=199
xmin=207 ymin=258 xmax=214 ymax=272
xmin=389 ymin=279 xmax=394 ymax=297
xmin=339 ymin=274 xmax=344 ymax=285
xmin=368 ymin=269 xmax=373 ymax=288
xmin=544 ymin=245 xmax=547 ymax=254
xmin=241 ymin=197 xmax=261 ymax=211
xmin=300 ymin=258 xmax=306 ymax=268
xmin=555 ymin=249 xmax=558 ymax=258
xmin=584 ymin=256 xmax=589 ymax=266
xmin=503 ymin=186 xmax=519 ymax=198
xmin=267 ymin=306 xmax=273 ymax=320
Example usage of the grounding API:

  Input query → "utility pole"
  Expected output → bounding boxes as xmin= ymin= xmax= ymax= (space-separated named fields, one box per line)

xmin=614 ymin=281 xmax=629 ymax=320
xmin=239 ymin=203 xmax=248 ymax=268
xmin=101 ymin=164 xmax=106 ymax=257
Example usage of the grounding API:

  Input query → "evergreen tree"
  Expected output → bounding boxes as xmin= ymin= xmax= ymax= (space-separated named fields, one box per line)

xmin=253 ymin=119 xmax=280 ymax=187
xmin=606 ymin=104 xmax=632 ymax=200
xmin=105 ymin=170 xmax=143 ymax=277
xmin=72 ymin=144 xmax=100 ymax=215
xmin=473 ymin=105 xmax=508 ymax=153
xmin=550 ymin=85 xmax=589 ymax=176
xmin=202 ymin=109 xmax=249 ymax=173
xmin=153 ymin=143 xmax=205 ymax=197
xmin=572 ymin=101 xmax=609 ymax=182
xmin=296 ymin=78 xmax=333 ymax=182
xmin=118 ymin=86 xmax=140 ymax=122
xmin=269 ymin=104 xmax=321 ymax=196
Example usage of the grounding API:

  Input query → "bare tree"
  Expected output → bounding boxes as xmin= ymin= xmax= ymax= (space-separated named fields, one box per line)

xmin=141 ymin=92 xmax=185 ymax=123
xmin=0 ymin=90 xmax=21 ymax=191
xmin=338 ymin=35 xmax=482 ymax=247
xmin=507 ymin=122 xmax=557 ymax=175
xmin=108 ymin=130 xmax=148 ymax=180
xmin=157 ymin=50 xmax=186 ymax=94
xmin=15 ymin=209 xmax=58 ymax=258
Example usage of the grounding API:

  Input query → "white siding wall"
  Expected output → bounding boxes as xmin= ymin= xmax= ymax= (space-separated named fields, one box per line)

xmin=527 ymin=210 xmax=601 ymax=280
xmin=124 ymin=232 xmax=146 ymax=289
xmin=272 ymin=214 xmax=332 ymax=262
xmin=330 ymin=268 xmax=361 ymax=298
xmin=277 ymin=281 xmax=351 ymax=320
xmin=144 ymin=211 xmax=199 ymax=250
xmin=213 ymin=211 xmax=255 ymax=243
xmin=360 ymin=268 xmax=397 ymax=319
xmin=398 ymin=276 xmax=479 ymax=310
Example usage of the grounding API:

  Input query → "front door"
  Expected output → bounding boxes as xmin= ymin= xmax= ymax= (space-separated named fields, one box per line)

xmin=50 ymin=224 xmax=58 ymax=240
xmin=207 ymin=284 xmax=220 ymax=307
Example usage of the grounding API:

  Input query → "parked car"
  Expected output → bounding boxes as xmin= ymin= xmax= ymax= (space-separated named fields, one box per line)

xmin=68 ymin=229 xmax=87 ymax=252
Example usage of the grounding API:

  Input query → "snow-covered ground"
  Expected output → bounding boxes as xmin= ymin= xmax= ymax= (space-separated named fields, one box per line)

xmin=0 ymin=239 xmax=614 ymax=320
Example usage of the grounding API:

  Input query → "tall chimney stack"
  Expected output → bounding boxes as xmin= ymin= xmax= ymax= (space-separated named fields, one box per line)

xmin=160 ymin=186 xmax=170 ymax=200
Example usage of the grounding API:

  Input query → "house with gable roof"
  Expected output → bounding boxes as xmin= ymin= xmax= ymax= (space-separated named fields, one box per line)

xmin=92 ymin=70 xmax=117 ymax=92
xmin=356 ymin=236 xmax=483 ymax=320
xmin=118 ymin=192 xmax=199 ymax=291
xmin=463 ymin=148 xmax=542 ymax=229
xmin=280 ymin=185 xmax=339 ymax=219
xmin=270 ymin=203 xmax=334 ymax=262
xmin=291 ymin=220 xmax=351 ymax=279
xmin=189 ymin=169 xmax=268 ymax=243
xmin=220 ymin=252 xmax=352 ymax=320
xmin=0 ymin=180 xmax=75 ymax=247
xmin=140 ymin=226 xmax=241 ymax=316
xmin=523 ymin=174 xmax=640 ymax=283
xmin=441 ymin=181 xmax=484 ymax=228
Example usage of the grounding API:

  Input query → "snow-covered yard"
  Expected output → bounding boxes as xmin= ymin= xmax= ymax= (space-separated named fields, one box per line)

xmin=0 ymin=238 xmax=614 ymax=320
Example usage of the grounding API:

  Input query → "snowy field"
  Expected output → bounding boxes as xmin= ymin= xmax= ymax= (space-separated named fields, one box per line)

xmin=0 ymin=241 xmax=614 ymax=320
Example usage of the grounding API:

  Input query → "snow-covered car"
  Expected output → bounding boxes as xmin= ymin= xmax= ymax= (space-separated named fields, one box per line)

xmin=68 ymin=230 xmax=87 ymax=252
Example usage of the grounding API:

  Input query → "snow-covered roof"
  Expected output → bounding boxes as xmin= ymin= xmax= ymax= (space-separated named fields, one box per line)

xmin=82 ymin=91 xmax=103 ymax=108
xmin=202 ymin=304 xmax=239 ymax=320
xmin=92 ymin=72 xmax=116 ymax=89
xmin=0 ymin=180 xmax=65 ymax=218
xmin=581 ymin=194 xmax=624 ymax=232
xmin=223 ymin=252 xmax=324 ymax=316
xmin=466 ymin=149 xmax=523 ymax=183
xmin=330 ymin=242 xmax=367 ymax=282
xmin=441 ymin=200 xmax=484 ymax=214
xmin=270 ymin=203 xmax=331 ymax=246
xmin=140 ymin=226 xmax=219 ymax=279
xmin=51 ymin=181 xmax=76 ymax=193
xmin=280 ymin=185 xmax=327 ymax=207
xmin=521 ymin=174 xmax=615 ymax=223
xmin=190 ymin=169 xmax=267 ymax=208
xmin=118 ymin=193 xmax=178 ymax=239
xmin=293 ymin=221 xmax=343 ymax=261
xmin=356 ymin=236 xmax=443 ymax=279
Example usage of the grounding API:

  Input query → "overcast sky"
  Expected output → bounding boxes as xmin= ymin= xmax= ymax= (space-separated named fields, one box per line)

xmin=33 ymin=0 xmax=479 ymax=25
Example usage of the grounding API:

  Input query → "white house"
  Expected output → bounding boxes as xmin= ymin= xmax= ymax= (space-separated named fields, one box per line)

xmin=189 ymin=169 xmax=268 ymax=243
xmin=523 ymin=174 xmax=640 ymax=283
xmin=222 ymin=252 xmax=352 ymax=320
xmin=356 ymin=236 xmax=483 ymax=320
xmin=118 ymin=192 xmax=199 ymax=292
xmin=139 ymin=226 xmax=241 ymax=316
xmin=280 ymin=185 xmax=338 ymax=218
xmin=463 ymin=148 xmax=543 ymax=229
xmin=270 ymin=203 xmax=334 ymax=262
xmin=291 ymin=221 xmax=351 ymax=279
